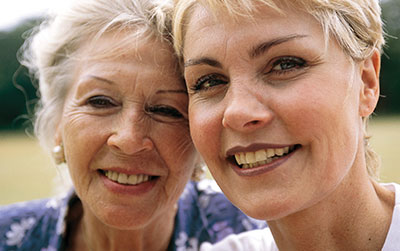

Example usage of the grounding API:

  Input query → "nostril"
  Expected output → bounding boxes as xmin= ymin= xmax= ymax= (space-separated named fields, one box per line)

xmin=247 ymin=120 xmax=260 ymax=126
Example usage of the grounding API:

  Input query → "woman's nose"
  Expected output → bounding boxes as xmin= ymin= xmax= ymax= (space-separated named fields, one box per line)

xmin=222 ymin=86 xmax=273 ymax=132
xmin=107 ymin=113 xmax=154 ymax=155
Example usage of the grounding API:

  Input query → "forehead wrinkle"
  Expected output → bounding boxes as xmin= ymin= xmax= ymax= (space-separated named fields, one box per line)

xmin=87 ymin=75 xmax=115 ymax=85
xmin=156 ymin=90 xmax=187 ymax=95
xmin=184 ymin=57 xmax=222 ymax=68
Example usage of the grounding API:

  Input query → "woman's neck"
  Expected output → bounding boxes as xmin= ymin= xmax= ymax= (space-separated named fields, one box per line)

xmin=68 ymin=201 xmax=177 ymax=251
xmin=267 ymin=172 xmax=394 ymax=251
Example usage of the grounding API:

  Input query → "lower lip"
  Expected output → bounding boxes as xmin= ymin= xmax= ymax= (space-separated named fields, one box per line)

xmin=231 ymin=149 xmax=296 ymax=177
xmin=100 ymin=173 xmax=157 ymax=195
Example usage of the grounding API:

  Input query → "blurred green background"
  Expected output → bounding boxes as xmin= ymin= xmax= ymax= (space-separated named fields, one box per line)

xmin=1 ymin=0 xmax=400 ymax=205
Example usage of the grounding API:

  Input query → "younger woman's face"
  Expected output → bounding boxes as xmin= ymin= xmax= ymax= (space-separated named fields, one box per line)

xmin=183 ymin=5 xmax=372 ymax=220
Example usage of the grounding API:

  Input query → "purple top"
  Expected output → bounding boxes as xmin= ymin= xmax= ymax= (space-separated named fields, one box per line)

xmin=0 ymin=180 xmax=266 ymax=250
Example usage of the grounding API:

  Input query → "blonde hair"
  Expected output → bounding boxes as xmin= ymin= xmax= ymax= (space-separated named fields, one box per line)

xmin=19 ymin=0 xmax=174 ymax=154
xmin=173 ymin=0 xmax=384 ymax=179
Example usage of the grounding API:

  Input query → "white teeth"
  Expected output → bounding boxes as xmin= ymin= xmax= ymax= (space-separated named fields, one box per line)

xmin=112 ymin=172 xmax=118 ymax=181
xmin=128 ymin=174 xmax=137 ymax=184
xmin=137 ymin=174 xmax=143 ymax=183
xmin=246 ymin=152 xmax=256 ymax=163
xmin=235 ymin=154 xmax=241 ymax=164
xmin=118 ymin=173 xmax=128 ymax=184
xmin=234 ymin=146 xmax=295 ymax=168
xmin=105 ymin=171 xmax=151 ymax=185
xmin=284 ymin=146 xmax=290 ymax=154
xmin=235 ymin=152 xmax=248 ymax=165
xmin=240 ymin=153 xmax=246 ymax=164
xmin=255 ymin=150 xmax=266 ymax=162
xmin=275 ymin=148 xmax=284 ymax=156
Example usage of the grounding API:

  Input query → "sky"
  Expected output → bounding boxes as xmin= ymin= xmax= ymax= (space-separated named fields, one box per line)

xmin=0 ymin=0 xmax=58 ymax=30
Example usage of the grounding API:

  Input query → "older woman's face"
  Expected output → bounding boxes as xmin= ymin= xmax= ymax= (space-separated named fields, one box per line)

xmin=58 ymin=34 xmax=197 ymax=228
xmin=183 ymin=5 xmax=372 ymax=220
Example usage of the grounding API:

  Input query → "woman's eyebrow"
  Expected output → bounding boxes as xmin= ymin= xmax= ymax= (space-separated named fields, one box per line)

xmin=184 ymin=57 xmax=222 ymax=68
xmin=249 ymin=34 xmax=308 ymax=59
xmin=156 ymin=89 xmax=188 ymax=95
xmin=184 ymin=34 xmax=308 ymax=68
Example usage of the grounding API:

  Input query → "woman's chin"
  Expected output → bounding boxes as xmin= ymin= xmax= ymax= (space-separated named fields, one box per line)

xmin=229 ymin=193 xmax=299 ymax=222
xmin=98 ymin=208 xmax=154 ymax=230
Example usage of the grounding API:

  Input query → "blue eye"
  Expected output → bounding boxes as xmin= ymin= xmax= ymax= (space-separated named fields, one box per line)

xmin=191 ymin=74 xmax=228 ymax=92
xmin=87 ymin=96 xmax=117 ymax=108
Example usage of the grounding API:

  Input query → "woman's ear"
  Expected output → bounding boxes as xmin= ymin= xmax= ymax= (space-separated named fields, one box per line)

xmin=359 ymin=49 xmax=381 ymax=117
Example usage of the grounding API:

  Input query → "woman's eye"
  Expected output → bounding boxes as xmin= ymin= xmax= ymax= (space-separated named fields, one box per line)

xmin=190 ymin=74 xmax=228 ymax=92
xmin=145 ymin=105 xmax=184 ymax=119
xmin=269 ymin=56 xmax=307 ymax=74
xmin=87 ymin=96 xmax=117 ymax=108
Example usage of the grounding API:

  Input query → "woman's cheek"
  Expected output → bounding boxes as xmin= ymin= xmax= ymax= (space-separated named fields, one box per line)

xmin=189 ymin=105 xmax=221 ymax=159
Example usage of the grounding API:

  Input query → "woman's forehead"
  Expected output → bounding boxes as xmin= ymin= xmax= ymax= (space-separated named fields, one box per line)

xmin=183 ymin=4 xmax=320 ymax=52
xmin=78 ymin=33 xmax=176 ymax=65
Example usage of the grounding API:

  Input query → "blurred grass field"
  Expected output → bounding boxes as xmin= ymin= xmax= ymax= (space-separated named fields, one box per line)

xmin=1 ymin=116 xmax=399 ymax=205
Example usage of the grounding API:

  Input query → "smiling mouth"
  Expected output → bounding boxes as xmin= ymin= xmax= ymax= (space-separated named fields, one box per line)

xmin=99 ymin=170 xmax=159 ymax=186
xmin=229 ymin=144 xmax=301 ymax=169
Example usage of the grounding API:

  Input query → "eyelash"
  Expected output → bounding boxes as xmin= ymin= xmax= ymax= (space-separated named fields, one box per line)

xmin=268 ymin=56 xmax=307 ymax=75
xmin=190 ymin=74 xmax=228 ymax=92
xmin=87 ymin=95 xmax=117 ymax=108
xmin=145 ymin=105 xmax=183 ymax=119
xmin=190 ymin=56 xmax=307 ymax=92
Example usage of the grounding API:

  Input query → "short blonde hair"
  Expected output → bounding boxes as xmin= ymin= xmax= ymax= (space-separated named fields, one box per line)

xmin=173 ymin=0 xmax=384 ymax=179
xmin=19 ymin=0 xmax=174 ymax=153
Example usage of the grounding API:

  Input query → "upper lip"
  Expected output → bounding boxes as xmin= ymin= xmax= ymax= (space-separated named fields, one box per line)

xmin=225 ymin=143 xmax=296 ymax=157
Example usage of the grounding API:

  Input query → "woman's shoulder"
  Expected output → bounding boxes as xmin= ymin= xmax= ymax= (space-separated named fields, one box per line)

xmin=0 ymin=192 xmax=73 ymax=250
xmin=0 ymin=197 xmax=60 ymax=228
xmin=1 ymin=196 xmax=60 ymax=213
xmin=381 ymin=182 xmax=400 ymax=250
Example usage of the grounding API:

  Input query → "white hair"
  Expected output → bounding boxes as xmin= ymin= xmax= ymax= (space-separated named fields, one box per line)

xmin=19 ymin=0 xmax=173 ymax=154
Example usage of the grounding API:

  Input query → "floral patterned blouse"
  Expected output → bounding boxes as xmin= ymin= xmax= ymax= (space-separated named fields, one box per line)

xmin=0 ymin=179 xmax=266 ymax=251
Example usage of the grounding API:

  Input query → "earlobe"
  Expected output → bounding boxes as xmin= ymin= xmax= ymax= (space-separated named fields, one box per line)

xmin=359 ymin=49 xmax=381 ymax=117
xmin=53 ymin=126 xmax=66 ymax=164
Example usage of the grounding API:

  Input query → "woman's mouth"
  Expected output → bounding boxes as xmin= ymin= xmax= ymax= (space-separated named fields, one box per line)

xmin=99 ymin=170 xmax=158 ymax=186
xmin=230 ymin=144 xmax=301 ymax=169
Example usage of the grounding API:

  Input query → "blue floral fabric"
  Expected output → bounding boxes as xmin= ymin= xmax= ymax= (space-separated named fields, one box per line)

xmin=0 ymin=180 xmax=266 ymax=251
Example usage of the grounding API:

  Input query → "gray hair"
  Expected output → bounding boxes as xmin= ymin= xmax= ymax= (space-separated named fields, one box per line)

xmin=19 ymin=0 xmax=173 ymax=154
